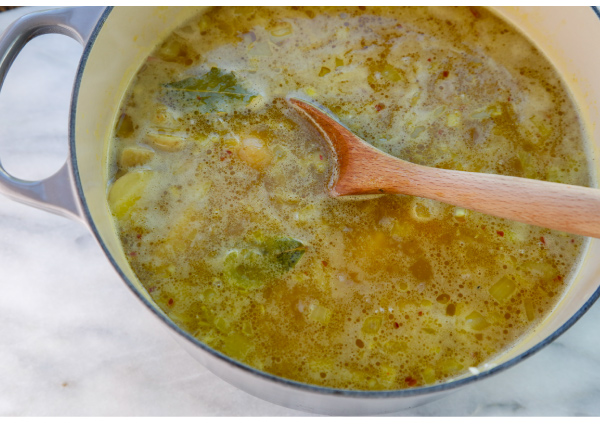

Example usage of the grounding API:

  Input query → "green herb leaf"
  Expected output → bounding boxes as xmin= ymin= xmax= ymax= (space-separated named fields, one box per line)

xmin=265 ymin=236 xmax=306 ymax=271
xmin=224 ymin=248 xmax=274 ymax=289
xmin=163 ymin=67 xmax=256 ymax=113
xmin=223 ymin=236 xmax=306 ymax=289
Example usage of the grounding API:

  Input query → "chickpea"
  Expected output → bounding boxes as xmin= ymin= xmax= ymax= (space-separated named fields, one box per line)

xmin=237 ymin=137 xmax=272 ymax=170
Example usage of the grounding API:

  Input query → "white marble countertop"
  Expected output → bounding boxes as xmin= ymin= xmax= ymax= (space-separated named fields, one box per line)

xmin=1 ymin=6 xmax=600 ymax=417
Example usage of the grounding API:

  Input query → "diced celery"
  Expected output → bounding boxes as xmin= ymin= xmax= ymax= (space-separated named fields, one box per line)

xmin=521 ymin=262 xmax=557 ymax=280
xmin=202 ymin=288 xmax=216 ymax=302
xmin=308 ymin=304 xmax=332 ymax=324
xmin=411 ymin=126 xmax=426 ymax=138
xmin=383 ymin=340 xmax=408 ymax=354
xmin=319 ymin=67 xmax=331 ymax=77
xmin=524 ymin=299 xmax=535 ymax=321
xmin=422 ymin=367 xmax=437 ymax=384
xmin=453 ymin=208 xmax=467 ymax=222
xmin=362 ymin=316 xmax=383 ymax=334
xmin=381 ymin=63 xmax=403 ymax=82
xmin=438 ymin=358 xmax=464 ymax=374
xmin=470 ymin=109 xmax=490 ymax=120
xmin=447 ymin=111 xmax=461 ymax=127
xmin=411 ymin=91 xmax=421 ymax=106
xmin=530 ymin=115 xmax=552 ymax=139
xmin=305 ymin=87 xmax=317 ymax=97
xmin=487 ymin=104 xmax=502 ymax=117
xmin=433 ymin=106 xmax=446 ymax=118
xmin=379 ymin=365 xmax=398 ymax=386
xmin=465 ymin=311 xmax=490 ymax=331
xmin=546 ymin=166 xmax=570 ymax=184
xmin=391 ymin=220 xmax=412 ymax=238
xmin=214 ymin=317 xmax=231 ymax=334
xmin=222 ymin=333 xmax=253 ymax=359
xmin=489 ymin=276 xmax=516 ymax=303
xmin=242 ymin=321 xmax=254 ymax=336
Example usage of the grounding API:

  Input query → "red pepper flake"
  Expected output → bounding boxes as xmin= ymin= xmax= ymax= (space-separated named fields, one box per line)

xmin=136 ymin=234 xmax=142 ymax=239
xmin=322 ymin=261 xmax=328 ymax=267
xmin=540 ymin=236 xmax=546 ymax=245
xmin=168 ymin=298 xmax=174 ymax=306
xmin=497 ymin=231 xmax=504 ymax=237
xmin=507 ymin=96 xmax=512 ymax=102
xmin=393 ymin=322 xmax=400 ymax=328
xmin=129 ymin=251 xmax=138 ymax=257
xmin=571 ymin=239 xmax=575 ymax=243
xmin=319 ymin=155 xmax=323 ymax=160
xmin=226 ymin=150 xmax=232 ymax=154
xmin=442 ymin=70 xmax=449 ymax=78
xmin=418 ymin=311 xmax=423 ymax=316
xmin=427 ymin=58 xmax=432 ymax=62
xmin=405 ymin=376 xmax=417 ymax=387
xmin=148 ymin=286 xmax=156 ymax=293
xmin=375 ymin=103 xmax=386 ymax=112
xmin=481 ymin=225 xmax=486 ymax=230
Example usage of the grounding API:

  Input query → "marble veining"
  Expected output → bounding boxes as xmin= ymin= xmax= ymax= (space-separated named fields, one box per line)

xmin=0 ymin=6 xmax=599 ymax=417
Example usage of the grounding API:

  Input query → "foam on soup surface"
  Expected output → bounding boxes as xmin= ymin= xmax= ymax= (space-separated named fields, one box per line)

xmin=107 ymin=6 xmax=591 ymax=390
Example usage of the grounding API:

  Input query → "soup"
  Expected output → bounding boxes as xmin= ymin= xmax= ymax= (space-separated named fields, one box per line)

xmin=106 ymin=6 xmax=590 ymax=390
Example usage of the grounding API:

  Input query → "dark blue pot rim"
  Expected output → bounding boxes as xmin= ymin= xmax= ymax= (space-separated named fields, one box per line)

xmin=69 ymin=6 xmax=600 ymax=400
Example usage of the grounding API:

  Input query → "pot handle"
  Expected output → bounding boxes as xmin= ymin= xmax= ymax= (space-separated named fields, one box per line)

xmin=0 ymin=6 xmax=106 ymax=221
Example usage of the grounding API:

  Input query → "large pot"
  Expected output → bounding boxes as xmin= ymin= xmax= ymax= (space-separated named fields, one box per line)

xmin=1 ymin=6 xmax=599 ymax=415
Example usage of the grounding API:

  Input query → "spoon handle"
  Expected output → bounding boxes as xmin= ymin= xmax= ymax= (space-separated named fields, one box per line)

xmin=359 ymin=153 xmax=600 ymax=238
xmin=289 ymin=98 xmax=600 ymax=238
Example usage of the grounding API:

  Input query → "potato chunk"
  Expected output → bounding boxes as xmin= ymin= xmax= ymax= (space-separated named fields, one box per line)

xmin=108 ymin=171 xmax=153 ymax=219
xmin=119 ymin=146 xmax=154 ymax=168
xmin=237 ymin=137 xmax=272 ymax=169
xmin=146 ymin=132 xmax=186 ymax=152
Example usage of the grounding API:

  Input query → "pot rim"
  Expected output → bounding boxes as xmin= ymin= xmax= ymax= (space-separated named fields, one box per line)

xmin=70 ymin=5 xmax=600 ymax=399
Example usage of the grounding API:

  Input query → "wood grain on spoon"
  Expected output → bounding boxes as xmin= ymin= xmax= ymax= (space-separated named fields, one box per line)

xmin=289 ymin=97 xmax=600 ymax=238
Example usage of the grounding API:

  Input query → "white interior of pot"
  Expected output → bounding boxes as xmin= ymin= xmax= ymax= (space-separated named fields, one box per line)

xmin=73 ymin=6 xmax=600 ymax=387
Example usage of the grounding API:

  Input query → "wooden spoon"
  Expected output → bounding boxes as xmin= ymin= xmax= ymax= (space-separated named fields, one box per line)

xmin=289 ymin=98 xmax=600 ymax=238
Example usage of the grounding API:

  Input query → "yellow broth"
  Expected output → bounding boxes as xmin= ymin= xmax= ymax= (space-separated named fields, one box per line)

xmin=107 ymin=6 xmax=590 ymax=390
